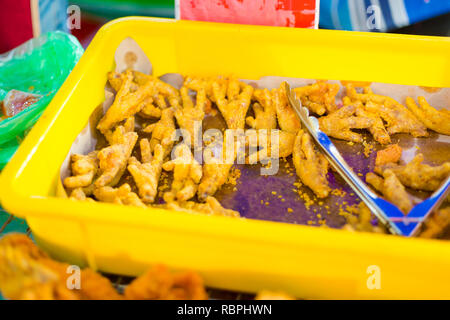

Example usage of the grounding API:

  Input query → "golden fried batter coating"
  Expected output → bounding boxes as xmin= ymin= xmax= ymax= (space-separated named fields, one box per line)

xmin=366 ymin=171 xmax=413 ymax=214
xmin=162 ymin=144 xmax=202 ymax=202
xmin=124 ymin=265 xmax=208 ymax=300
xmin=183 ymin=76 xmax=214 ymax=113
xmin=375 ymin=144 xmax=402 ymax=166
xmin=246 ymin=89 xmax=277 ymax=130
xmin=69 ymin=188 xmax=95 ymax=202
xmin=405 ymin=96 xmax=450 ymax=135
xmin=95 ymin=126 xmax=138 ymax=188
xmin=318 ymin=105 xmax=373 ymax=142
xmin=143 ymin=107 xmax=176 ymax=158
xmin=139 ymin=96 xmax=162 ymax=119
xmin=166 ymin=196 xmax=239 ymax=218
xmin=174 ymin=87 xmax=206 ymax=147
xmin=376 ymin=154 xmax=450 ymax=192
xmin=0 ymin=234 xmax=121 ymax=300
xmin=273 ymin=83 xmax=300 ymax=134
xmin=212 ymin=77 xmax=254 ymax=129
xmin=294 ymin=80 xmax=339 ymax=115
xmin=128 ymin=140 xmax=164 ymax=203
xmin=293 ymin=130 xmax=330 ymax=198
xmin=98 ymin=70 xmax=155 ymax=135
xmin=63 ymin=151 xmax=98 ymax=189
xmin=94 ymin=183 xmax=146 ymax=208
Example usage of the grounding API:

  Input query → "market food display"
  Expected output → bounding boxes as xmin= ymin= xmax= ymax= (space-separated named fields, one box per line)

xmin=61 ymin=65 xmax=450 ymax=237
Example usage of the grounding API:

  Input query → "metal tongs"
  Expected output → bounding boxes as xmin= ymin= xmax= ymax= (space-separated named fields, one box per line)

xmin=285 ymin=82 xmax=450 ymax=236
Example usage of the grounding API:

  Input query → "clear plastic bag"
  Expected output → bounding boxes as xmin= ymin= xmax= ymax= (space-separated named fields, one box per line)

xmin=0 ymin=31 xmax=83 ymax=169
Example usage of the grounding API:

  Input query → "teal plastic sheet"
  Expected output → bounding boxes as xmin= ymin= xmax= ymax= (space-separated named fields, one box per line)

xmin=0 ymin=31 xmax=83 ymax=169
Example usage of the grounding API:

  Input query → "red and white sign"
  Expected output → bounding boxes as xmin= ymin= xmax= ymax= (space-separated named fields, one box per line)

xmin=176 ymin=0 xmax=320 ymax=29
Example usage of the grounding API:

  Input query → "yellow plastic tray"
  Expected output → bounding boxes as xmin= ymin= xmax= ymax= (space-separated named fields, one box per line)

xmin=1 ymin=17 xmax=450 ymax=299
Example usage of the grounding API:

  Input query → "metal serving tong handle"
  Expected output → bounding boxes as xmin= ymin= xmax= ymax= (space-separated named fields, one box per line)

xmin=285 ymin=82 xmax=423 ymax=236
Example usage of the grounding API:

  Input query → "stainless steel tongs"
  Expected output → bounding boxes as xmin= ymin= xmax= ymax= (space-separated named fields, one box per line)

xmin=285 ymin=82 xmax=450 ymax=236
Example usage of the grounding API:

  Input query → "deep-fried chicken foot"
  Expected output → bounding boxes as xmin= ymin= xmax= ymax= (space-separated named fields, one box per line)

xmin=63 ymin=151 xmax=98 ymax=189
xmin=166 ymin=196 xmax=239 ymax=218
xmin=346 ymin=84 xmax=428 ymax=137
xmin=174 ymin=87 xmax=207 ymax=147
xmin=98 ymin=70 xmax=155 ymax=135
xmin=197 ymin=133 xmax=238 ymax=201
xmin=405 ymin=96 xmax=450 ymax=135
xmin=212 ymin=77 xmax=253 ymax=129
xmin=143 ymin=107 xmax=176 ymax=158
xmin=366 ymin=171 xmax=413 ymax=214
xmin=318 ymin=105 xmax=373 ymax=142
xmin=293 ymin=130 xmax=330 ymax=198
xmin=128 ymin=139 xmax=164 ymax=203
xmin=273 ymin=83 xmax=300 ymax=134
xmin=95 ymin=126 xmax=138 ymax=188
xmin=162 ymin=144 xmax=202 ymax=202
xmin=343 ymin=97 xmax=391 ymax=144
xmin=246 ymin=89 xmax=277 ymax=130
xmin=94 ymin=183 xmax=146 ymax=208
xmin=375 ymin=154 xmax=450 ymax=191
xmin=293 ymin=80 xmax=339 ymax=115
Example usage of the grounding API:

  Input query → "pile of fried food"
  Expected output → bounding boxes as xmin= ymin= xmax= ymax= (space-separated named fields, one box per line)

xmin=62 ymin=69 xmax=450 ymax=235
xmin=0 ymin=233 xmax=207 ymax=300
xmin=0 ymin=233 xmax=294 ymax=300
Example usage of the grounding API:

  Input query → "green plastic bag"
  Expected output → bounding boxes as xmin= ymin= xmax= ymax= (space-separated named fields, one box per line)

xmin=0 ymin=31 xmax=83 ymax=169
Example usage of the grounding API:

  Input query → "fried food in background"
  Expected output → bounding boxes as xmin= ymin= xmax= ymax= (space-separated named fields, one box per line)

xmin=255 ymin=290 xmax=295 ymax=300
xmin=0 ymin=234 xmax=208 ymax=300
